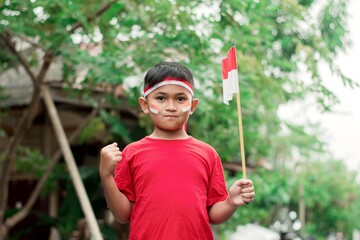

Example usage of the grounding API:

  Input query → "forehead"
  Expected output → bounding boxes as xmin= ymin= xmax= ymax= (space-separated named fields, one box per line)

xmin=148 ymin=84 xmax=193 ymax=96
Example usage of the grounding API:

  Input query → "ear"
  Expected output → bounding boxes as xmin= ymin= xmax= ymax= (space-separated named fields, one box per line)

xmin=138 ymin=97 xmax=149 ymax=114
xmin=190 ymin=98 xmax=199 ymax=115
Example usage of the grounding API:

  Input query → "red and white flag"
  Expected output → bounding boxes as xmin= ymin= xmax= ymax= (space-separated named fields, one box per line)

xmin=222 ymin=46 xmax=239 ymax=104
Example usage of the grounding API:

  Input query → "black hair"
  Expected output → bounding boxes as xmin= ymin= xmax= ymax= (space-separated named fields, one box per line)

xmin=144 ymin=62 xmax=194 ymax=89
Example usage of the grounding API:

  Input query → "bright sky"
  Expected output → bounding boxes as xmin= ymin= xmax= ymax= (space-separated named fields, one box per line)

xmin=318 ymin=0 xmax=360 ymax=171
xmin=279 ymin=0 xmax=360 ymax=173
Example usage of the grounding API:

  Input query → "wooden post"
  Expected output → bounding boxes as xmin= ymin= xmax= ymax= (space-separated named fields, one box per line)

xmin=41 ymin=85 xmax=103 ymax=240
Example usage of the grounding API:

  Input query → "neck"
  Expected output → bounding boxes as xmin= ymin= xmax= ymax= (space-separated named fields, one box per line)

xmin=149 ymin=127 xmax=189 ymax=140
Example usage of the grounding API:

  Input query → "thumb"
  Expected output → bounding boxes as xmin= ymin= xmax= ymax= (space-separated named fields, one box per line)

xmin=234 ymin=178 xmax=252 ymax=186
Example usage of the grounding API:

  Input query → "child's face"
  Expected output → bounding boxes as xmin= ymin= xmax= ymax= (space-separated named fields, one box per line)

xmin=139 ymin=84 xmax=198 ymax=132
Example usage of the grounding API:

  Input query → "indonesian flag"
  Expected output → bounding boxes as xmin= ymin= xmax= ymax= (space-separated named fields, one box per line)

xmin=222 ymin=46 xmax=239 ymax=104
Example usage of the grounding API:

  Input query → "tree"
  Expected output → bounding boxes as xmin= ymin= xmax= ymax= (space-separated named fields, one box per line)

xmin=298 ymin=159 xmax=360 ymax=238
xmin=1 ymin=0 xmax=358 ymax=239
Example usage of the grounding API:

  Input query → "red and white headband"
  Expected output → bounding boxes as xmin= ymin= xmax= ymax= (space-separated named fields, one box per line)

xmin=143 ymin=77 xmax=194 ymax=97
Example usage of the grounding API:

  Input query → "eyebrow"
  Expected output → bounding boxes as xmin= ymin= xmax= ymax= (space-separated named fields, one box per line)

xmin=154 ymin=91 xmax=189 ymax=96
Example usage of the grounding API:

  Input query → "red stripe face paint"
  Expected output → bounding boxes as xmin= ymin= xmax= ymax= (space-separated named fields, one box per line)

xmin=149 ymin=104 xmax=159 ymax=114
xmin=182 ymin=102 xmax=191 ymax=112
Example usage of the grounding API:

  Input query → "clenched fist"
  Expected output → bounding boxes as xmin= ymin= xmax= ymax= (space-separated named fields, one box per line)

xmin=99 ymin=142 xmax=122 ymax=180
xmin=227 ymin=179 xmax=255 ymax=206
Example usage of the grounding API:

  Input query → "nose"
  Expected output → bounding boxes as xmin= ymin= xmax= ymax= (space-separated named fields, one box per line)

xmin=166 ymin=100 xmax=177 ymax=111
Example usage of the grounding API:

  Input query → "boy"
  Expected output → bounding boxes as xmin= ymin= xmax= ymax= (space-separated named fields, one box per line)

xmin=99 ymin=62 xmax=255 ymax=239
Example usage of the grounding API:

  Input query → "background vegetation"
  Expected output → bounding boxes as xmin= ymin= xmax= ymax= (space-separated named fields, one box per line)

xmin=1 ymin=0 xmax=359 ymax=239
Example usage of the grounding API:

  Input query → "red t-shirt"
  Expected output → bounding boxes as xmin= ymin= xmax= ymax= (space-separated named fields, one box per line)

xmin=114 ymin=136 xmax=228 ymax=240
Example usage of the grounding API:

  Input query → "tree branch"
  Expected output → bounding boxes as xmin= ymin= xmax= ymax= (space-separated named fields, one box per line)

xmin=0 ymin=88 xmax=42 ymax=223
xmin=4 ymin=101 xmax=101 ymax=230
xmin=0 ymin=31 xmax=38 ymax=86
xmin=0 ymin=1 xmax=116 ymax=236
xmin=0 ymin=37 xmax=54 ymax=223
xmin=68 ymin=0 xmax=117 ymax=34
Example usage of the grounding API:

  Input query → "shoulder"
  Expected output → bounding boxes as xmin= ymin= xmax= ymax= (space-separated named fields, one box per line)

xmin=125 ymin=138 xmax=147 ymax=147
xmin=189 ymin=137 xmax=216 ymax=151
xmin=188 ymin=137 xmax=219 ymax=157
xmin=122 ymin=138 xmax=148 ymax=154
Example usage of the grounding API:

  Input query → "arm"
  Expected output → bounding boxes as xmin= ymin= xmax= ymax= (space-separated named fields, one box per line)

xmin=99 ymin=143 xmax=132 ymax=224
xmin=208 ymin=179 xmax=255 ymax=224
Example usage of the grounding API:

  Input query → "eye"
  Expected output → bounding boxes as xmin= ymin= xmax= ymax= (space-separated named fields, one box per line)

xmin=177 ymin=96 xmax=186 ymax=102
xmin=156 ymin=96 xmax=165 ymax=101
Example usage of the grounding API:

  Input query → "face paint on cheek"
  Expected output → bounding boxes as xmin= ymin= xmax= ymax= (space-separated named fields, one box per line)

xmin=182 ymin=102 xmax=191 ymax=112
xmin=149 ymin=104 xmax=160 ymax=114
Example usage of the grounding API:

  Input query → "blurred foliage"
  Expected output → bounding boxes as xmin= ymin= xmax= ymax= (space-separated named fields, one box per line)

xmin=298 ymin=159 xmax=360 ymax=237
xmin=53 ymin=165 xmax=104 ymax=238
xmin=78 ymin=116 xmax=106 ymax=144
xmin=221 ymin=159 xmax=360 ymax=238
xmin=1 ymin=0 xmax=359 ymax=239
xmin=13 ymin=146 xmax=48 ymax=177
xmin=12 ymin=146 xmax=65 ymax=197
xmin=5 ymin=164 xmax=105 ymax=239
xmin=99 ymin=109 xmax=131 ymax=143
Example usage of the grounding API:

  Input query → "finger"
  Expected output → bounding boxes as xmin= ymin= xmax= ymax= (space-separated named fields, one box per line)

xmin=234 ymin=179 xmax=253 ymax=187
xmin=242 ymin=193 xmax=253 ymax=203
xmin=241 ymin=191 xmax=255 ymax=198
xmin=111 ymin=142 xmax=121 ymax=152
xmin=104 ymin=145 xmax=121 ymax=156
xmin=103 ymin=142 xmax=119 ymax=151
xmin=104 ymin=142 xmax=117 ymax=149
xmin=109 ymin=147 xmax=121 ymax=153
xmin=241 ymin=185 xmax=255 ymax=193
xmin=242 ymin=194 xmax=254 ymax=203
xmin=232 ymin=179 xmax=248 ymax=187
xmin=240 ymin=179 xmax=253 ymax=187
xmin=242 ymin=192 xmax=255 ymax=205
xmin=112 ymin=149 xmax=122 ymax=157
xmin=229 ymin=183 xmax=243 ymax=194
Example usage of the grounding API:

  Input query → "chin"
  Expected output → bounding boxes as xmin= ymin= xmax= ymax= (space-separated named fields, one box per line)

xmin=160 ymin=126 xmax=185 ymax=132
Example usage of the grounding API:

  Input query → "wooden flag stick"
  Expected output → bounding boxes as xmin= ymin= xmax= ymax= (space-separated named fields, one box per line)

xmin=235 ymin=92 xmax=247 ymax=179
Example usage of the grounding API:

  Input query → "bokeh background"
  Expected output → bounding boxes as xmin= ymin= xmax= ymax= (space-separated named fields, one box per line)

xmin=1 ymin=0 xmax=359 ymax=240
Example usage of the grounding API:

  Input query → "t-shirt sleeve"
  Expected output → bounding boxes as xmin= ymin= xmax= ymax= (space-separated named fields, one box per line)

xmin=113 ymin=149 xmax=135 ymax=202
xmin=206 ymin=150 xmax=228 ymax=206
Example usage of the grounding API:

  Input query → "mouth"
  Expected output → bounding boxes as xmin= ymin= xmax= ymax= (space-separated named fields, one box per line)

xmin=164 ymin=115 xmax=177 ymax=118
